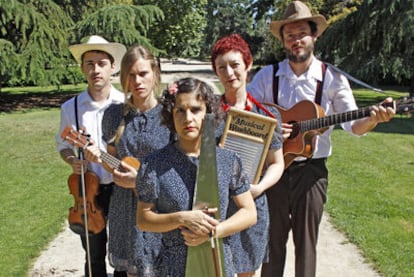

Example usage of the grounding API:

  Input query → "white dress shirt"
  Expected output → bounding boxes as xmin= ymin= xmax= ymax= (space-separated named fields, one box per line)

xmin=248 ymin=58 xmax=359 ymax=159
xmin=56 ymin=86 xmax=124 ymax=184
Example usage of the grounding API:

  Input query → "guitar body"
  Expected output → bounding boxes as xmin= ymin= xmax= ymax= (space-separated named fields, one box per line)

xmin=102 ymin=156 xmax=140 ymax=173
xmin=266 ymin=101 xmax=328 ymax=167
xmin=121 ymin=156 xmax=140 ymax=171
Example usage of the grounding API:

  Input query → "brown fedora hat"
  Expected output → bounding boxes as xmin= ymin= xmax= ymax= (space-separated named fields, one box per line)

xmin=270 ymin=1 xmax=327 ymax=42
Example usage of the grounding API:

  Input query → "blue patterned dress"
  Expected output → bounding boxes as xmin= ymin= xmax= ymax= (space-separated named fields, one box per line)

xmin=102 ymin=103 xmax=172 ymax=276
xmin=137 ymin=143 xmax=251 ymax=277
xmin=215 ymin=101 xmax=284 ymax=273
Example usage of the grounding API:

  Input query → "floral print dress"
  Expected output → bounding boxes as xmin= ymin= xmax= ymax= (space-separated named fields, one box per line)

xmin=102 ymin=103 xmax=172 ymax=276
xmin=137 ymin=143 xmax=251 ymax=277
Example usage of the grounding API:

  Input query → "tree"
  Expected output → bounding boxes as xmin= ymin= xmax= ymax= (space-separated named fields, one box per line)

xmin=142 ymin=0 xmax=208 ymax=59
xmin=0 ymin=1 xmax=164 ymax=88
xmin=0 ymin=0 xmax=74 ymax=88
xmin=201 ymin=0 xmax=257 ymax=60
xmin=71 ymin=4 xmax=164 ymax=55
xmin=254 ymin=1 xmax=363 ymax=66
xmin=319 ymin=0 xmax=414 ymax=94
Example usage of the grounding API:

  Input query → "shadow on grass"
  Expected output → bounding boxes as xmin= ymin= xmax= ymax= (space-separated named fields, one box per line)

xmin=0 ymin=90 xmax=80 ymax=113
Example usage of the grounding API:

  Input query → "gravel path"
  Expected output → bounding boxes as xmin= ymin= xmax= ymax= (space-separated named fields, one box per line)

xmin=29 ymin=61 xmax=381 ymax=276
xmin=29 ymin=213 xmax=380 ymax=276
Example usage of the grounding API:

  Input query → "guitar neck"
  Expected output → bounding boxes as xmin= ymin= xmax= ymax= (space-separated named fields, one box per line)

xmin=300 ymin=102 xmax=393 ymax=132
xmin=99 ymin=152 xmax=122 ymax=171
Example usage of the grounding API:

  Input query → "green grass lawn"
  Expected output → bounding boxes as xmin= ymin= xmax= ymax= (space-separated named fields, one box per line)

xmin=0 ymin=85 xmax=413 ymax=276
xmin=0 ymin=109 xmax=69 ymax=276
xmin=327 ymin=122 xmax=414 ymax=276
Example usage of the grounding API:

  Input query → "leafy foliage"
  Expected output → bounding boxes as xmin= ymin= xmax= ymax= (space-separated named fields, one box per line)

xmin=0 ymin=1 xmax=165 ymax=88
xmin=0 ymin=0 xmax=412 ymax=94
xmin=0 ymin=0 xmax=73 ymax=87
xmin=201 ymin=0 xmax=258 ymax=60
xmin=142 ymin=0 xmax=208 ymax=58
xmin=72 ymin=4 xmax=164 ymax=54
xmin=319 ymin=0 xmax=414 ymax=90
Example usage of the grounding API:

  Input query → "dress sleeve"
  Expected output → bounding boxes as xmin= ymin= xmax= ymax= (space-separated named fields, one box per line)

xmin=137 ymin=158 xmax=159 ymax=204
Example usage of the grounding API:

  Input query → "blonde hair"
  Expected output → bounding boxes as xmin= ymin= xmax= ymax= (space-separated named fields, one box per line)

xmin=110 ymin=45 xmax=161 ymax=144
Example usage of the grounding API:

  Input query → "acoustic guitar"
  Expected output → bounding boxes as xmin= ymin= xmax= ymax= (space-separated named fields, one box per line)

xmin=60 ymin=126 xmax=140 ymax=172
xmin=265 ymin=96 xmax=414 ymax=168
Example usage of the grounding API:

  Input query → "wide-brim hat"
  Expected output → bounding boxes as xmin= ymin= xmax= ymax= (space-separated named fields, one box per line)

xmin=69 ymin=35 xmax=126 ymax=74
xmin=270 ymin=1 xmax=327 ymax=42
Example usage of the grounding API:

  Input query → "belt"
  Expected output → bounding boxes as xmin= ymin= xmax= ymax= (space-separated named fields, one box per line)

xmin=291 ymin=157 xmax=327 ymax=166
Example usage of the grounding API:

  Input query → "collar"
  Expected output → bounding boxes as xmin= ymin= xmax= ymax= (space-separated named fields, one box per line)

xmin=78 ymin=86 xmax=124 ymax=107
xmin=221 ymin=93 xmax=253 ymax=112
xmin=279 ymin=58 xmax=324 ymax=82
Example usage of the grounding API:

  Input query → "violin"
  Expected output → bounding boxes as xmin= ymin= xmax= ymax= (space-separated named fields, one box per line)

xmin=67 ymin=170 xmax=106 ymax=235
xmin=60 ymin=126 xmax=140 ymax=235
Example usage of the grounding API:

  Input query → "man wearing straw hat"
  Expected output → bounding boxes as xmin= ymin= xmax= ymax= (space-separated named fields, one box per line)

xmin=56 ymin=35 xmax=127 ymax=277
xmin=248 ymin=1 xmax=395 ymax=276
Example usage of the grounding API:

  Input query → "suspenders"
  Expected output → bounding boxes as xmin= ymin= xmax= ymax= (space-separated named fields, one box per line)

xmin=272 ymin=62 xmax=327 ymax=105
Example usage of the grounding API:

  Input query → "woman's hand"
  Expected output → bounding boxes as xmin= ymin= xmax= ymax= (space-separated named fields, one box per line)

xmin=113 ymin=161 xmax=138 ymax=189
xmin=181 ymin=228 xmax=210 ymax=246
xmin=180 ymin=208 xmax=219 ymax=236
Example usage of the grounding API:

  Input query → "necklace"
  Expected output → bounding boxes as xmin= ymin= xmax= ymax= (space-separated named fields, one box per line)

xmin=221 ymin=93 xmax=253 ymax=112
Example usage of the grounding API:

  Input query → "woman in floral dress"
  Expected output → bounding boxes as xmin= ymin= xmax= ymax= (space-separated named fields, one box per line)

xmin=86 ymin=45 xmax=172 ymax=276
xmin=136 ymin=77 xmax=257 ymax=276
xmin=211 ymin=34 xmax=285 ymax=277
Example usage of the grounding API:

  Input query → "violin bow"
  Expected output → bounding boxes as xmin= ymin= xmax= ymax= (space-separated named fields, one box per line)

xmin=209 ymin=226 xmax=224 ymax=277
xmin=78 ymin=149 xmax=93 ymax=276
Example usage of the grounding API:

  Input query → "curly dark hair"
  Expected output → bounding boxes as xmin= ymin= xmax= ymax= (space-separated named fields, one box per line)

xmin=160 ymin=77 xmax=224 ymax=133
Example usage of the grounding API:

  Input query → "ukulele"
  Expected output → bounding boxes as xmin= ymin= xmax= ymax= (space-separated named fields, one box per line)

xmin=265 ymin=96 xmax=414 ymax=168
xmin=60 ymin=126 xmax=140 ymax=172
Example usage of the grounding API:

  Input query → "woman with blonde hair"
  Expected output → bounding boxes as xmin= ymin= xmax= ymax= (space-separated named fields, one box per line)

xmin=86 ymin=45 xmax=172 ymax=276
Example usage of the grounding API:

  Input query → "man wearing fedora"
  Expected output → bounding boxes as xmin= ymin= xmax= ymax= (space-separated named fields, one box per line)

xmin=248 ymin=1 xmax=395 ymax=276
xmin=56 ymin=35 xmax=127 ymax=277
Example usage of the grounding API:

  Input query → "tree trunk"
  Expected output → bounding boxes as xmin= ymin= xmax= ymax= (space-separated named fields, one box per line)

xmin=410 ymin=75 xmax=414 ymax=97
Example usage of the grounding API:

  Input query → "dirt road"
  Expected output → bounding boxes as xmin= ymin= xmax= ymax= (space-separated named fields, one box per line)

xmin=29 ymin=213 xmax=380 ymax=277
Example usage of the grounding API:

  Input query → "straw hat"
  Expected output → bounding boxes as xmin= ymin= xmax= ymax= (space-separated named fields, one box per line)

xmin=270 ymin=1 xmax=327 ymax=42
xmin=69 ymin=35 xmax=126 ymax=74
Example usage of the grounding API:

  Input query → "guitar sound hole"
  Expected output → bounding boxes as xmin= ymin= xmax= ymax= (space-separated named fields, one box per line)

xmin=288 ymin=121 xmax=300 ymax=139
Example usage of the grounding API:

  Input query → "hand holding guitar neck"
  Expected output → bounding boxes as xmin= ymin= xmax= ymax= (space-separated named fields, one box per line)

xmin=266 ymin=96 xmax=414 ymax=168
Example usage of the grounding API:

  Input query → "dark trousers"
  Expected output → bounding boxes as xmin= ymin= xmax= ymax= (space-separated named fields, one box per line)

xmin=81 ymin=228 xmax=108 ymax=277
xmin=79 ymin=183 xmax=127 ymax=277
xmin=261 ymin=159 xmax=328 ymax=277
